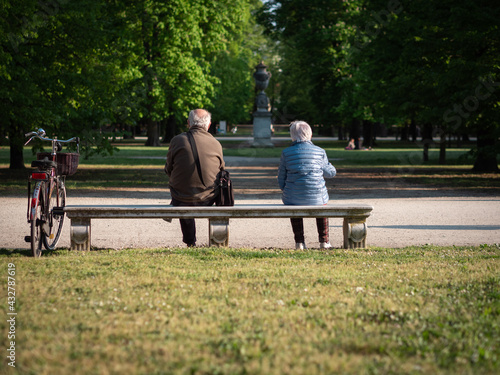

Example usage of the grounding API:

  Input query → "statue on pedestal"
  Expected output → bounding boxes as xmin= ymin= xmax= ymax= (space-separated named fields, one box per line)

xmin=252 ymin=61 xmax=273 ymax=147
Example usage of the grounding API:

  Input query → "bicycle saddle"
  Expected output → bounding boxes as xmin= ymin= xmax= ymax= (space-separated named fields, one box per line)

xmin=31 ymin=157 xmax=57 ymax=170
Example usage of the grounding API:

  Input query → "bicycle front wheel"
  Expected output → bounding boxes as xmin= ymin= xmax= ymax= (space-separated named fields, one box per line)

xmin=44 ymin=178 xmax=66 ymax=250
xmin=30 ymin=181 xmax=44 ymax=257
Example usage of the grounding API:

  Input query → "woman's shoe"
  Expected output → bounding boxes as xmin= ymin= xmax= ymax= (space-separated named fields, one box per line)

xmin=295 ymin=242 xmax=306 ymax=250
xmin=320 ymin=242 xmax=332 ymax=249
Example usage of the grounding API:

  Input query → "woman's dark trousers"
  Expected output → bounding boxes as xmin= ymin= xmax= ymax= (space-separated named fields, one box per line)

xmin=290 ymin=218 xmax=329 ymax=244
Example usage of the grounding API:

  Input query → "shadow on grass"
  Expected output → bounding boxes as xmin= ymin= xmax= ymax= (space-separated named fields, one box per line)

xmin=0 ymin=248 xmax=33 ymax=257
xmin=0 ymin=248 xmax=70 ymax=257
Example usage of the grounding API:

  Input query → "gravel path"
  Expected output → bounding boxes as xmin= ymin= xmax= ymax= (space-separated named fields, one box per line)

xmin=2 ymin=156 xmax=499 ymax=250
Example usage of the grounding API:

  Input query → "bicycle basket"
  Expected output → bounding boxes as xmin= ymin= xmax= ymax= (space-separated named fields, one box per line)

xmin=37 ymin=152 xmax=79 ymax=176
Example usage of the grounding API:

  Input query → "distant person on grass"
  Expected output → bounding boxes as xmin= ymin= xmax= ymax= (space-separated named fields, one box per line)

xmin=278 ymin=121 xmax=337 ymax=250
xmin=345 ymin=138 xmax=355 ymax=150
xmin=165 ymin=109 xmax=225 ymax=247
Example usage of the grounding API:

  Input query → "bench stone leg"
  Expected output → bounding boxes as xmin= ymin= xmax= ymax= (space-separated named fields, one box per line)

xmin=343 ymin=218 xmax=367 ymax=249
xmin=70 ymin=218 xmax=91 ymax=251
xmin=209 ymin=219 xmax=229 ymax=247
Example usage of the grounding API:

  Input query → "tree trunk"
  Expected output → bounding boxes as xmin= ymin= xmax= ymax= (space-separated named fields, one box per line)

xmin=141 ymin=13 xmax=161 ymax=147
xmin=410 ymin=118 xmax=417 ymax=142
xmin=8 ymin=124 xmax=26 ymax=169
xmin=400 ymin=121 xmax=409 ymax=141
xmin=162 ymin=115 xmax=177 ymax=143
xmin=439 ymin=130 xmax=446 ymax=165
xmin=362 ymin=120 xmax=374 ymax=148
xmin=473 ymin=133 xmax=499 ymax=172
xmin=145 ymin=119 xmax=160 ymax=146
xmin=338 ymin=125 xmax=345 ymax=141
xmin=422 ymin=123 xmax=433 ymax=162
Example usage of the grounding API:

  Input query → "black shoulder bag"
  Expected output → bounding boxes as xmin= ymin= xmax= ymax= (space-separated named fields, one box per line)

xmin=186 ymin=131 xmax=234 ymax=206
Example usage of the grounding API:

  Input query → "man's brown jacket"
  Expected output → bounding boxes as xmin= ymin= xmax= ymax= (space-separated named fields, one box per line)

xmin=165 ymin=126 xmax=225 ymax=203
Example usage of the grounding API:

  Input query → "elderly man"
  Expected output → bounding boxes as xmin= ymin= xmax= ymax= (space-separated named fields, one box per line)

xmin=165 ymin=109 xmax=225 ymax=246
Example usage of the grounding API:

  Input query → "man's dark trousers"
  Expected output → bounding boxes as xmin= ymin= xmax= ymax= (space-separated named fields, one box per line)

xmin=171 ymin=197 xmax=216 ymax=246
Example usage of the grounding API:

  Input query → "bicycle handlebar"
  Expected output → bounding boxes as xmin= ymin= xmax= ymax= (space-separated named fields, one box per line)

xmin=24 ymin=128 xmax=80 ymax=148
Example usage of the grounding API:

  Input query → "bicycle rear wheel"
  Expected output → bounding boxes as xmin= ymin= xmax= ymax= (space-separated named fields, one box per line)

xmin=30 ymin=181 xmax=44 ymax=257
xmin=43 ymin=178 xmax=66 ymax=250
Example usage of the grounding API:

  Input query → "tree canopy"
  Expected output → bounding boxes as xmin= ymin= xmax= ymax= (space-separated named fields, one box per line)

xmin=2 ymin=0 xmax=499 ymax=171
xmin=1 ymin=0 xmax=265 ymax=166
xmin=258 ymin=0 xmax=500 ymax=170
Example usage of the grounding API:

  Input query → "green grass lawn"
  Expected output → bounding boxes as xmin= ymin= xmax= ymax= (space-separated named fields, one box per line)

xmin=0 ymin=245 xmax=498 ymax=374
xmin=0 ymin=140 xmax=479 ymax=169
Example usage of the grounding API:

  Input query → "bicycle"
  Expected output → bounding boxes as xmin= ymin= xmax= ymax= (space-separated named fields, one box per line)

xmin=24 ymin=129 xmax=80 ymax=257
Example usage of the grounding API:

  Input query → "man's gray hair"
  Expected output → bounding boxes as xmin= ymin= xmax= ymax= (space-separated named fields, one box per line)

xmin=289 ymin=121 xmax=312 ymax=142
xmin=188 ymin=109 xmax=211 ymax=130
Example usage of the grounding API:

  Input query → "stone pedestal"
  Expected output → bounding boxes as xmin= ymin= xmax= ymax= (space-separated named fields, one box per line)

xmin=252 ymin=61 xmax=273 ymax=148
xmin=209 ymin=218 xmax=229 ymax=246
xmin=252 ymin=111 xmax=273 ymax=147
xmin=343 ymin=218 xmax=368 ymax=249
xmin=70 ymin=218 xmax=91 ymax=251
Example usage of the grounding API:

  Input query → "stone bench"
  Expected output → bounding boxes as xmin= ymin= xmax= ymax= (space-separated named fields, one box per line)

xmin=58 ymin=204 xmax=373 ymax=250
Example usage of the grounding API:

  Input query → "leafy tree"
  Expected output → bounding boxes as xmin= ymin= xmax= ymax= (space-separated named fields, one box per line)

xmin=257 ymin=0 xmax=350 ymax=128
xmin=208 ymin=0 xmax=273 ymax=129
xmin=349 ymin=0 xmax=499 ymax=170
xmin=116 ymin=0 xmax=250 ymax=145
xmin=0 ymin=0 xmax=126 ymax=167
xmin=258 ymin=0 xmax=499 ymax=171
xmin=1 ymin=0 xmax=258 ymax=168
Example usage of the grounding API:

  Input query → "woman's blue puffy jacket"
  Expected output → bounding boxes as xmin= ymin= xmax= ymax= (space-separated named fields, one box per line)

xmin=278 ymin=141 xmax=336 ymax=205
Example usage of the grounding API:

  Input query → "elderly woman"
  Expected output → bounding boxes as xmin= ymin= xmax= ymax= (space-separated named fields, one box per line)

xmin=278 ymin=121 xmax=337 ymax=249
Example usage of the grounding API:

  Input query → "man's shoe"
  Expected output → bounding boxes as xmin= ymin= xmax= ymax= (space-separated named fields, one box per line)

xmin=320 ymin=242 xmax=332 ymax=249
xmin=187 ymin=243 xmax=197 ymax=247
xmin=295 ymin=242 xmax=306 ymax=250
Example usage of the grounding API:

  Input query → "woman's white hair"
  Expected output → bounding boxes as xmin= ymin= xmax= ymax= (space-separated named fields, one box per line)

xmin=289 ymin=121 xmax=312 ymax=142
xmin=188 ymin=109 xmax=211 ymax=130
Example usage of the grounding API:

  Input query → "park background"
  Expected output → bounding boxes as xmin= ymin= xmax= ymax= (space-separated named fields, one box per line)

xmin=1 ymin=0 xmax=499 ymax=172
xmin=1 ymin=1 xmax=499 ymax=374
